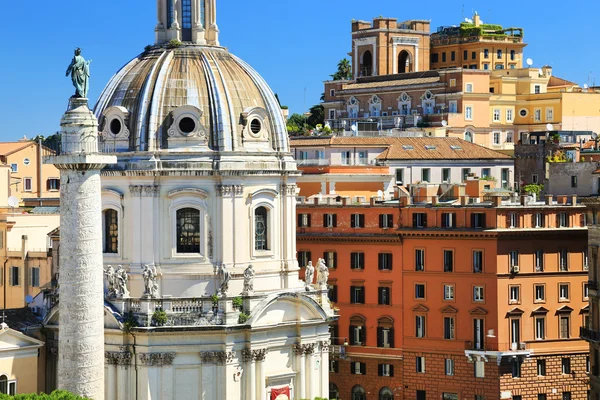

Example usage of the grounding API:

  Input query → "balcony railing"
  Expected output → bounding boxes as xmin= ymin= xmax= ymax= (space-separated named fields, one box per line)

xmin=123 ymin=297 xmax=225 ymax=327
xmin=42 ymin=137 xmax=132 ymax=156
xmin=465 ymin=341 xmax=527 ymax=352
xmin=581 ymin=327 xmax=600 ymax=343
xmin=589 ymin=280 xmax=600 ymax=291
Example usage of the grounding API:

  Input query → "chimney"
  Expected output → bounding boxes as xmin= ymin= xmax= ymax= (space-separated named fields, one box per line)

xmin=400 ymin=196 xmax=412 ymax=207
xmin=432 ymin=196 xmax=439 ymax=206
xmin=342 ymin=197 xmax=350 ymax=206
xmin=473 ymin=12 xmax=481 ymax=27
xmin=461 ymin=195 xmax=470 ymax=206
xmin=545 ymin=195 xmax=553 ymax=205
xmin=493 ymin=196 xmax=502 ymax=207
xmin=558 ymin=195 xmax=568 ymax=205
xmin=520 ymin=195 xmax=528 ymax=206
xmin=370 ymin=197 xmax=377 ymax=206
xmin=571 ymin=195 xmax=577 ymax=206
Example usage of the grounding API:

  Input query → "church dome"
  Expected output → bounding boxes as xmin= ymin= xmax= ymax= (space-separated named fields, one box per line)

xmin=93 ymin=45 xmax=288 ymax=153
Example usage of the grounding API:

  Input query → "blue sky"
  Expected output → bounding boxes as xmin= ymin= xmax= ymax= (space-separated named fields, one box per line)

xmin=1 ymin=0 xmax=599 ymax=140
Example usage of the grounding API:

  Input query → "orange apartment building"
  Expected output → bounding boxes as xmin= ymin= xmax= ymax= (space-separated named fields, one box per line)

xmin=297 ymin=188 xmax=589 ymax=400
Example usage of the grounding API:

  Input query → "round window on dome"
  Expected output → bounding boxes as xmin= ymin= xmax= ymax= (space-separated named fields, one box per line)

xmin=179 ymin=117 xmax=196 ymax=135
xmin=110 ymin=118 xmax=122 ymax=136
xmin=250 ymin=119 xmax=262 ymax=135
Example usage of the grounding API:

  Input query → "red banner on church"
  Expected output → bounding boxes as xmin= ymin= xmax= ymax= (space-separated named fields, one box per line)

xmin=271 ymin=386 xmax=290 ymax=400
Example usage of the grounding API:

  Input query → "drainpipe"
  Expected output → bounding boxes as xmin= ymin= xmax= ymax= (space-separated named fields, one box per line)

xmin=3 ymin=259 xmax=8 ymax=323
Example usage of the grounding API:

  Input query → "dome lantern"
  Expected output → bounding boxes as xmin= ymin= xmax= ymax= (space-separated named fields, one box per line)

xmin=156 ymin=0 xmax=219 ymax=45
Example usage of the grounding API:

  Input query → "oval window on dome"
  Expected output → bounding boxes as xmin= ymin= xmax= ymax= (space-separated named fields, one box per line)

xmin=250 ymin=119 xmax=262 ymax=135
xmin=110 ymin=118 xmax=122 ymax=136
xmin=179 ymin=117 xmax=196 ymax=135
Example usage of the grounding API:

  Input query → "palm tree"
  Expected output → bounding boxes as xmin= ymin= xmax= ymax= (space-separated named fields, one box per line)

xmin=331 ymin=58 xmax=352 ymax=81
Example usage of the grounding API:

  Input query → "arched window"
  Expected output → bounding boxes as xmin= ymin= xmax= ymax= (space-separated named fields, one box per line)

xmin=176 ymin=208 xmax=201 ymax=253
xmin=166 ymin=0 xmax=174 ymax=28
xmin=255 ymin=206 xmax=268 ymax=250
xmin=330 ymin=383 xmax=340 ymax=400
xmin=361 ymin=51 xmax=373 ymax=77
xmin=379 ymin=387 xmax=393 ymax=400
xmin=352 ymin=385 xmax=367 ymax=400
xmin=103 ymin=209 xmax=119 ymax=254
xmin=0 ymin=375 xmax=6 ymax=394
xmin=465 ymin=130 xmax=474 ymax=143
xmin=349 ymin=315 xmax=366 ymax=345
xmin=398 ymin=50 xmax=412 ymax=73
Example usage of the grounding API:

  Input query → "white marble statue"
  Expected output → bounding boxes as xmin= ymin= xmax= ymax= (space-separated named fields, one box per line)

xmin=142 ymin=264 xmax=159 ymax=299
xmin=114 ymin=265 xmax=130 ymax=299
xmin=219 ymin=264 xmax=231 ymax=296
xmin=304 ymin=261 xmax=315 ymax=290
xmin=317 ymin=258 xmax=329 ymax=288
xmin=242 ymin=264 xmax=255 ymax=295
xmin=104 ymin=265 xmax=116 ymax=299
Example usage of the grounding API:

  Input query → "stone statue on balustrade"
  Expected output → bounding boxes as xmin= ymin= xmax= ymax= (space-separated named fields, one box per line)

xmin=142 ymin=264 xmax=159 ymax=299
xmin=317 ymin=258 xmax=329 ymax=288
xmin=219 ymin=264 xmax=231 ymax=296
xmin=65 ymin=48 xmax=91 ymax=98
xmin=304 ymin=261 xmax=315 ymax=291
xmin=114 ymin=265 xmax=130 ymax=299
xmin=242 ymin=264 xmax=255 ymax=296
xmin=104 ymin=265 xmax=116 ymax=299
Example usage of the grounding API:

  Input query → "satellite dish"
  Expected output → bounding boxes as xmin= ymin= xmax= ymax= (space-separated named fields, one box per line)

xmin=592 ymin=132 xmax=598 ymax=140
xmin=351 ymin=123 xmax=358 ymax=132
xmin=25 ymin=295 xmax=33 ymax=304
xmin=526 ymin=58 xmax=533 ymax=67
xmin=538 ymin=68 xmax=544 ymax=76
xmin=7 ymin=196 xmax=18 ymax=208
xmin=584 ymin=84 xmax=589 ymax=89
xmin=441 ymin=120 xmax=448 ymax=127
xmin=546 ymin=123 xmax=554 ymax=131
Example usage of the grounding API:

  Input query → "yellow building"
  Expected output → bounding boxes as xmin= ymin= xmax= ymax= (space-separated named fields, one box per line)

xmin=430 ymin=13 xmax=525 ymax=71
xmin=0 ymin=324 xmax=44 ymax=395
xmin=0 ymin=140 xmax=60 ymax=207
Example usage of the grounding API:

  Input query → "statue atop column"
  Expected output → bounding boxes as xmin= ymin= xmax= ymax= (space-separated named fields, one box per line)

xmin=304 ymin=261 xmax=315 ymax=290
xmin=114 ymin=265 xmax=130 ymax=299
xmin=142 ymin=265 xmax=159 ymax=299
xmin=317 ymin=258 xmax=329 ymax=288
xmin=242 ymin=264 xmax=255 ymax=296
xmin=65 ymin=48 xmax=91 ymax=98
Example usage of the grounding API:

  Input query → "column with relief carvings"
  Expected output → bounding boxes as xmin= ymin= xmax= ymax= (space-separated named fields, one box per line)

xmin=294 ymin=345 xmax=306 ymax=399
xmin=255 ymin=349 xmax=267 ymax=400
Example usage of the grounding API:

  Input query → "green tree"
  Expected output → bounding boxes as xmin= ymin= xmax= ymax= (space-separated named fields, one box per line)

xmin=307 ymin=105 xmax=324 ymax=128
xmin=0 ymin=390 xmax=91 ymax=399
xmin=287 ymin=113 xmax=306 ymax=134
xmin=331 ymin=58 xmax=352 ymax=80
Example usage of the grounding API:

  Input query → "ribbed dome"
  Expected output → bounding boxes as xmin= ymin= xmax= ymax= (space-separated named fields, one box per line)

xmin=94 ymin=45 xmax=288 ymax=153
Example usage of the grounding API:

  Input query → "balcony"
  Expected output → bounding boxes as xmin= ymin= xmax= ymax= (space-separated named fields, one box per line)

xmin=464 ymin=341 xmax=531 ymax=365
xmin=581 ymin=327 xmax=600 ymax=343
xmin=589 ymin=280 xmax=599 ymax=291
xmin=119 ymin=297 xmax=226 ymax=327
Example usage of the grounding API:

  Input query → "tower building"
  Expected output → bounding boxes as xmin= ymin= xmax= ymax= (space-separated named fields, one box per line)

xmin=41 ymin=1 xmax=335 ymax=399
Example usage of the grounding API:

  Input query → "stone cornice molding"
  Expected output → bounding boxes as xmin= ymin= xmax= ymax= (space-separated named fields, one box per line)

xmin=129 ymin=185 xmax=160 ymax=197
xmin=105 ymin=351 xmax=132 ymax=366
xmin=139 ymin=352 xmax=175 ymax=366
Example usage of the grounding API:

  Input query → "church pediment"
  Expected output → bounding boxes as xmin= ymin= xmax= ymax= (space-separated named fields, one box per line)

xmin=0 ymin=327 xmax=44 ymax=351
xmin=411 ymin=304 xmax=429 ymax=313
xmin=251 ymin=293 xmax=329 ymax=327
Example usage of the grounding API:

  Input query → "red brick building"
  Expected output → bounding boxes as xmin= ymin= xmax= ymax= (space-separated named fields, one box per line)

xmin=297 ymin=190 xmax=589 ymax=400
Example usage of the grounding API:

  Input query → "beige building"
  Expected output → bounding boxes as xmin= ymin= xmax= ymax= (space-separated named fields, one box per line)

xmin=0 ymin=324 xmax=44 ymax=395
xmin=0 ymin=140 xmax=60 ymax=207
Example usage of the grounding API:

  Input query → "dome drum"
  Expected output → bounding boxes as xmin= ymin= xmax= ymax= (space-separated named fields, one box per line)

xmin=167 ymin=105 xmax=209 ymax=150
xmin=100 ymin=106 xmax=131 ymax=152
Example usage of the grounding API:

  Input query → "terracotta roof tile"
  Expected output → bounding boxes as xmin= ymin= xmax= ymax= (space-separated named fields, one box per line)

xmin=342 ymin=76 xmax=440 ymax=90
xmin=548 ymin=75 xmax=577 ymax=88
xmin=0 ymin=142 xmax=34 ymax=156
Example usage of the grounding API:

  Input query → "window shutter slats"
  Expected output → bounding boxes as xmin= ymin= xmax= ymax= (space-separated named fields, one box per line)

xmin=333 ymin=214 xmax=337 ymax=227
xmin=379 ymin=215 xmax=384 ymax=228
xmin=360 ymin=214 xmax=365 ymax=227
xmin=307 ymin=214 xmax=311 ymax=227
xmin=297 ymin=214 xmax=302 ymax=227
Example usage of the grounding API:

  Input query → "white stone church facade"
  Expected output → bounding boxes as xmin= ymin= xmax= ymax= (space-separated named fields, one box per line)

xmin=39 ymin=1 xmax=335 ymax=399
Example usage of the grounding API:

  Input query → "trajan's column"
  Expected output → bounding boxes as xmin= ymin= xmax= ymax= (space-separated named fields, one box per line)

xmin=47 ymin=51 xmax=116 ymax=399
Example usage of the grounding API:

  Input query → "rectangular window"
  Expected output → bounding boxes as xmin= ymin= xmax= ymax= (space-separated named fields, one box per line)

xmin=442 ymin=52 xmax=447 ymax=62
xmin=31 ymin=267 xmax=40 ymax=288
xmin=379 ymin=363 xmax=394 ymax=377
xmin=559 ymin=249 xmax=568 ymax=271
xmin=445 ymin=359 xmax=455 ymax=376
xmin=444 ymin=317 xmax=455 ymax=339
xmin=474 ymin=360 xmax=485 ymax=378
xmin=350 ymin=286 xmax=365 ymax=304
xmin=506 ymin=109 xmax=514 ymax=122
xmin=378 ymin=287 xmax=391 ymax=305
xmin=329 ymin=359 xmax=339 ymax=373
xmin=472 ymin=213 xmax=486 ymax=229
xmin=534 ymin=108 xmax=541 ymax=122
xmin=10 ymin=266 xmax=19 ymax=286
xmin=497 ymin=49 xmax=503 ymax=58
xmin=584 ymin=282 xmax=589 ymax=299
xmin=483 ymin=63 xmax=489 ymax=70
xmin=413 ymin=213 xmax=427 ymax=228
xmin=352 ymin=362 xmax=366 ymax=375
xmin=493 ymin=132 xmax=501 ymax=145
xmin=535 ymin=317 xmax=545 ymax=340
xmin=350 ymin=252 xmax=365 ymax=270
xmin=378 ymin=327 xmax=393 ymax=348
xmin=328 ymin=109 xmax=335 ymax=119
xmin=472 ymin=52 xmax=476 ymax=60
xmin=562 ymin=358 xmax=571 ymax=374
xmin=431 ymin=53 xmax=439 ymax=63
xmin=508 ymin=213 xmax=518 ymax=228
xmin=466 ymin=83 xmax=473 ymax=93
xmin=535 ymin=285 xmax=545 ymax=302
xmin=474 ymin=318 xmax=484 ymax=349
xmin=511 ymin=318 xmax=521 ymax=344
xmin=441 ymin=168 xmax=451 ymax=183
xmin=421 ymin=168 xmax=431 ymax=183
xmin=441 ymin=213 xmax=455 ymax=228
xmin=415 ymin=283 xmax=425 ymax=299
xmin=328 ymin=284 xmax=338 ymax=302
xmin=444 ymin=284 xmax=455 ymax=300
xmin=465 ymin=106 xmax=473 ymax=120
xmin=396 ymin=169 xmax=404 ymax=184
xmin=416 ymin=356 xmax=425 ymax=373
xmin=341 ymin=151 xmax=351 ymax=165
xmin=324 ymin=251 xmax=337 ymax=268
xmin=24 ymin=177 xmax=32 ymax=192
xmin=482 ymin=168 xmax=491 ymax=179
xmin=350 ymin=214 xmax=365 ymax=228
xmin=298 ymin=213 xmax=311 ymax=228
xmin=10 ymin=163 xmax=17 ymax=173
xmin=47 ymin=178 xmax=60 ymax=191
xmin=298 ymin=251 xmax=311 ymax=268
xmin=378 ymin=253 xmax=393 ymax=271
xmin=357 ymin=151 xmax=368 ymax=165
xmin=546 ymin=108 xmax=553 ymax=121
xmin=330 ymin=89 xmax=335 ymax=97
xmin=474 ymin=286 xmax=484 ymax=302
xmin=571 ymin=176 xmax=578 ymax=188
xmin=415 ymin=249 xmax=425 ymax=271
xmin=537 ymin=359 xmax=546 ymax=376
xmin=443 ymin=250 xmax=454 ymax=272
xmin=559 ymin=284 xmax=569 ymax=300
xmin=484 ymin=49 xmax=489 ymax=59
xmin=323 ymin=213 xmax=337 ymax=228
xmin=462 ymin=168 xmax=471 ymax=182
xmin=448 ymin=100 xmax=457 ymax=113
xmin=512 ymin=360 xmax=521 ymax=378
xmin=562 ymin=393 xmax=571 ymax=400
xmin=501 ymin=168 xmax=510 ymax=189
xmin=416 ymin=315 xmax=426 ymax=338
xmin=558 ymin=213 xmax=569 ymax=228
xmin=535 ymin=85 xmax=541 ymax=94
xmin=473 ymin=250 xmax=483 ymax=272
xmin=510 ymin=250 xmax=519 ymax=269
xmin=379 ymin=214 xmax=394 ymax=228
xmin=350 ymin=324 xmax=365 ymax=345
xmin=510 ymin=285 xmax=520 ymax=303
xmin=560 ymin=316 xmax=570 ymax=338
xmin=533 ymin=213 xmax=544 ymax=228
xmin=451 ymin=51 xmax=456 ymax=62
xmin=493 ymin=109 xmax=501 ymax=122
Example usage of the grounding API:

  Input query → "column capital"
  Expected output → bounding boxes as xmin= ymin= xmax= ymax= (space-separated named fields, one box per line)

xmin=139 ymin=352 xmax=176 ymax=367
xmin=293 ymin=343 xmax=316 ymax=355
xmin=200 ymin=350 xmax=236 ymax=364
